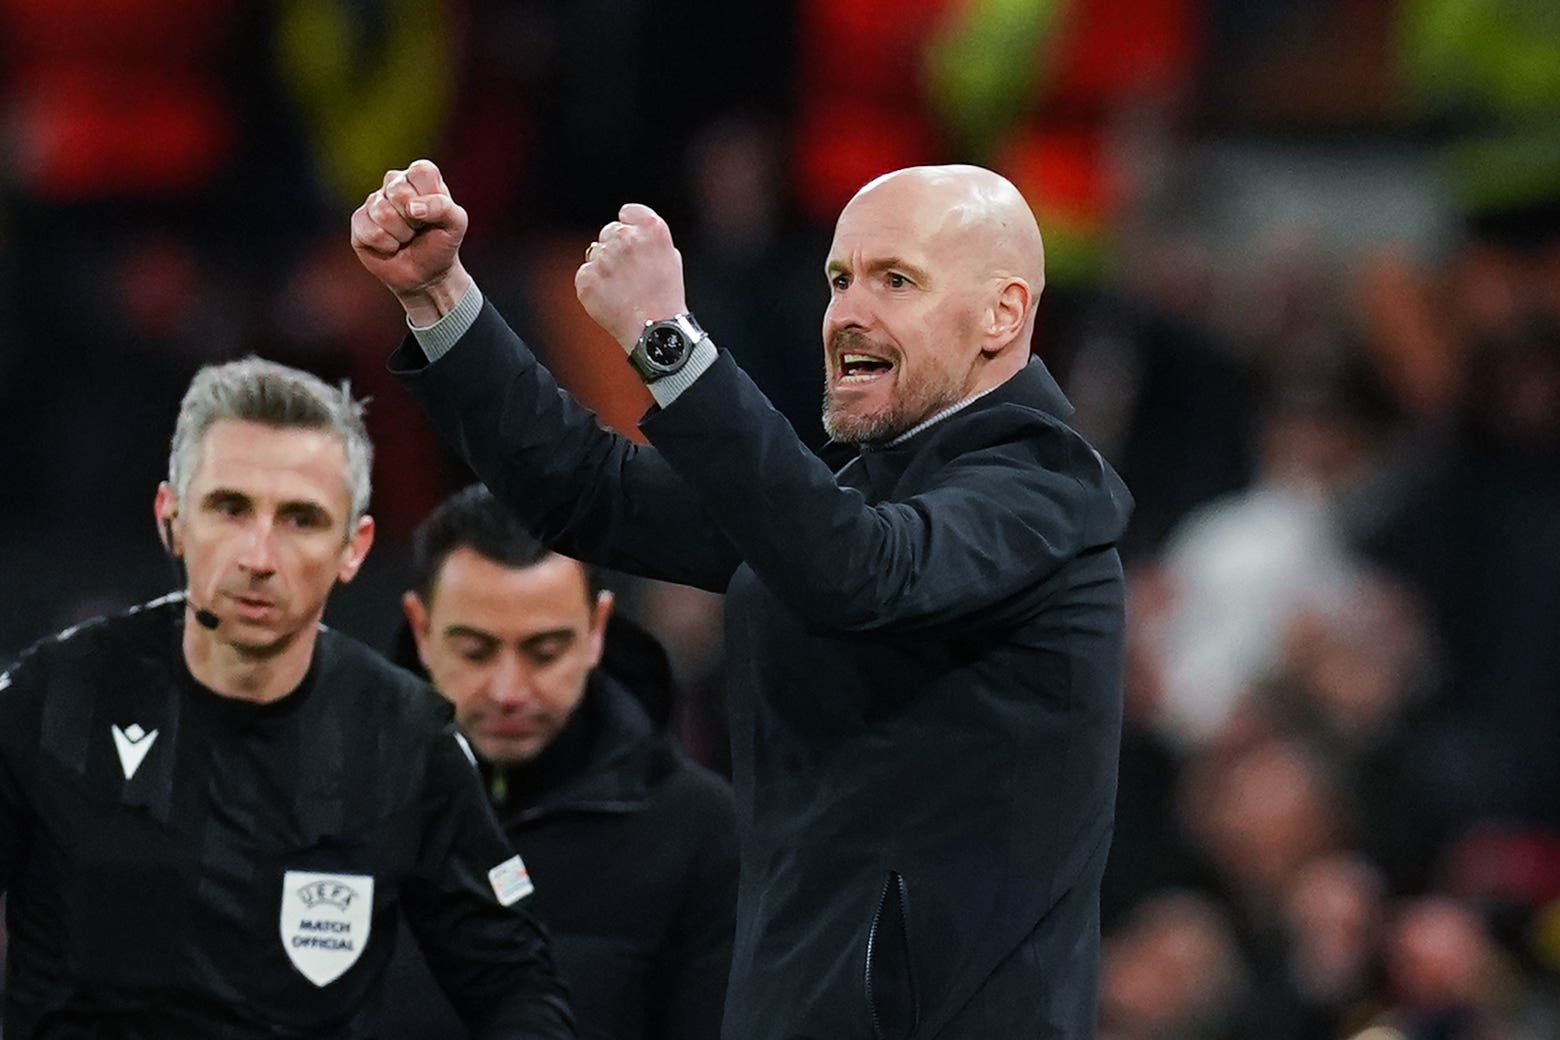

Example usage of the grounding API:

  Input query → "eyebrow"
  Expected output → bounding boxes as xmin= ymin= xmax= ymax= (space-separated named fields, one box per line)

xmin=201 ymin=488 xmax=338 ymax=526
xmin=201 ymin=489 xmax=332 ymax=517
xmin=825 ymin=256 xmax=932 ymax=285
xmin=202 ymin=488 xmax=248 ymax=504
xmin=443 ymin=625 xmax=501 ymax=644
xmin=278 ymin=500 xmax=334 ymax=526
xmin=441 ymin=625 xmax=577 ymax=648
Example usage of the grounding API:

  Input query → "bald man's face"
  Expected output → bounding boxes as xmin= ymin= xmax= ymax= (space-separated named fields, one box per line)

xmin=820 ymin=176 xmax=1004 ymax=444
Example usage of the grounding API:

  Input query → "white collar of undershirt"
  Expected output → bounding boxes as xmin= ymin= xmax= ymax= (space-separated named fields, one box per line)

xmin=881 ymin=384 xmax=1002 ymax=447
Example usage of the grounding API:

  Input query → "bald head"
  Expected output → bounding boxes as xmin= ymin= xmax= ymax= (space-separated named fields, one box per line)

xmin=847 ymin=165 xmax=1046 ymax=302
xmin=820 ymin=164 xmax=1047 ymax=443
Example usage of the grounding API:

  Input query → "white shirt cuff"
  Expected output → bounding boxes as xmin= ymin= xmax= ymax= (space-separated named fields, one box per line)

xmin=646 ymin=338 xmax=719 ymax=408
xmin=409 ymin=283 xmax=485 ymax=363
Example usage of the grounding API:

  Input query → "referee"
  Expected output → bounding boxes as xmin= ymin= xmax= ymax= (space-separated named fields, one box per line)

xmin=0 ymin=358 xmax=575 ymax=1038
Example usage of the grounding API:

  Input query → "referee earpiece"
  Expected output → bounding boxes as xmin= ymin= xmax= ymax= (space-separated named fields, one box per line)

xmin=157 ymin=507 xmax=219 ymax=629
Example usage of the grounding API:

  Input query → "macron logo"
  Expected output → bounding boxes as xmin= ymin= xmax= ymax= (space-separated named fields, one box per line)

xmin=111 ymin=723 xmax=159 ymax=780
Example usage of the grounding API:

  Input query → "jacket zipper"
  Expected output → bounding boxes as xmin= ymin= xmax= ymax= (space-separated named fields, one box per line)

xmin=865 ymin=869 xmax=917 ymax=1040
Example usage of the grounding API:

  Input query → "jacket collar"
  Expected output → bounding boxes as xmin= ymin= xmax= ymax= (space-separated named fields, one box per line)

xmin=485 ymin=673 xmax=670 ymax=822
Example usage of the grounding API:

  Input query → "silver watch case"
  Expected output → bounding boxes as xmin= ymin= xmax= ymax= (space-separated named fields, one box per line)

xmin=630 ymin=313 xmax=704 ymax=382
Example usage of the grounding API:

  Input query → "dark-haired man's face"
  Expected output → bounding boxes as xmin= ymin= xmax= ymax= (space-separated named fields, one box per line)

xmin=403 ymin=548 xmax=611 ymax=765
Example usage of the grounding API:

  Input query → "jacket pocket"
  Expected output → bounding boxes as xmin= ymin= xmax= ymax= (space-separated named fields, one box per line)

xmin=865 ymin=870 xmax=918 ymax=1040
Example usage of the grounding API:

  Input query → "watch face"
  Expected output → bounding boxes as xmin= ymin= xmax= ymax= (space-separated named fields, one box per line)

xmin=644 ymin=326 xmax=687 ymax=367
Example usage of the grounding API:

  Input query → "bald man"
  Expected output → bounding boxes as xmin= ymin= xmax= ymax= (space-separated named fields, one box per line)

xmin=354 ymin=161 xmax=1133 ymax=1039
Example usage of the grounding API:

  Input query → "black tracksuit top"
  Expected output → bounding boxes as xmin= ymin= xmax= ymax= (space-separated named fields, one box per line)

xmin=0 ymin=597 xmax=574 ymax=1039
xmin=392 ymin=301 xmax=1134 ymax=1040
xmin=380 ymin=672 xmax=738 ymax=1040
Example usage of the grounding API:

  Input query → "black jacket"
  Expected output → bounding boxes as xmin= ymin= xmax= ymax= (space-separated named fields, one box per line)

xmin=392 ymin=301 xmax=1132 ymax=1039
xmin=380 ymin=672 xmax=737 ymax=1040
xmin=0 ymin=597 xmax=573 ymax=1040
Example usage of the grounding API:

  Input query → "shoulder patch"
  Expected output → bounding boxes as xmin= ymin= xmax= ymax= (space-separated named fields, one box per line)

xmin=488 ymin=854 xmax=534 ymax=906
xmin=0 ymin=671 xmax=10 ymax=693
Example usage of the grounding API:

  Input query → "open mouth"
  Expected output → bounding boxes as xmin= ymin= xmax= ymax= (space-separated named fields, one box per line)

xmin=837 ymin=352 xmax=894 ymax=384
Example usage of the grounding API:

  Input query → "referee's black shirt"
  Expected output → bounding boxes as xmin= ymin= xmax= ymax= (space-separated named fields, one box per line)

xmin=0 ymin=596 xmax=574 ymax=1039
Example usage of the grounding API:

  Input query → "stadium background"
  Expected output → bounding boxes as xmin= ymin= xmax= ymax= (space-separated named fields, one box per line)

xmin=2 ymin=0 xmax=1559 ymax=1034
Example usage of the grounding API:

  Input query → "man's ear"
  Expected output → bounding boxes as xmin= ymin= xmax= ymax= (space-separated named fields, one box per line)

xmin=154 ymin=482 xmax=180 ymax=555
xmin=588 ymin=590 xmax=615 ymax=668
xmin=336 ymin=515 xmax=376 ymax=583
xmin=981 ymin=278 xmax=1033 ymax=356
xmin=402 ymin=590 xmax=433 ymax=668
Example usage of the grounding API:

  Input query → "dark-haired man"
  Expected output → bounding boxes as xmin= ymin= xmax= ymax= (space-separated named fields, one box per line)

xmin=383 ymin=484 xmax=736 ymax=1040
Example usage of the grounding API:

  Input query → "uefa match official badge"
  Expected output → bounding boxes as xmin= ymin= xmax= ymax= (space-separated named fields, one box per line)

xmin=279 ymin=871 xmax=374 ymax=986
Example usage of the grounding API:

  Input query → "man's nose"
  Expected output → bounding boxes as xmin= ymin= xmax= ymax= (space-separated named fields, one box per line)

xmin=486 ymin=652 xmax=532 ymax=708
xmin=236 ymin=519 xmax=279 ymax=575
xmin=825 ymin=282 xmax=872 ymax=338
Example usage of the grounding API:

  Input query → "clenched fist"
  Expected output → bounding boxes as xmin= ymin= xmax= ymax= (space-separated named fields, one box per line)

xmin=574 ymin=204 xmax=689 ymax=351
xmin=351 ymin=159 xmax=472 ymax=327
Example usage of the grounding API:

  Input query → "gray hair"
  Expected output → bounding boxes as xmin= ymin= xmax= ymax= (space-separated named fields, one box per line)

xmin=168 ymin=357 xmax=373 ymax=523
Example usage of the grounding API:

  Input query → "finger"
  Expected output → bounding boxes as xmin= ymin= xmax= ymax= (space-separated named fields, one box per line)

xmin=619 ymin=203 xmax=661 ymax=227
xmin=350 ymin=205 xmax=401 ymax=257
xmin=367 ymin=192 xmax=416 ymax=244
xmin=382 ymin=167 xmax=404 ymax=191
xmin=383 ymin=171 xmax=418 ymax=213
xmin=597 ymin=220 xmax=627 ymax=243
xmin=405 ymin=193 xmax=464 ymax=229
xmin=404 ymin=158 xmax=444 ymax=197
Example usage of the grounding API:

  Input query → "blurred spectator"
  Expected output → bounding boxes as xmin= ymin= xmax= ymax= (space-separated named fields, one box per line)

xmin=1179 ymin=737 xmax=1348 ymax=924
xmin=1370 ymin=897 xmax=1541 ymax=1040
xmin=1252 ymin=853 xmax=1388 ymax=1039
xmin=1099 ymin=890 xmax=1252 ymax=1040
xmin=1248 ymin=575 xmax=1441 ymax=891
xmin=1140 ymin=364 xmax=1391 ymax=744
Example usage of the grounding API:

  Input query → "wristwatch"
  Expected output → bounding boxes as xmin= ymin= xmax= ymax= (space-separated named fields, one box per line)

xmin=629 ymin=313 xmax=705 ymax=382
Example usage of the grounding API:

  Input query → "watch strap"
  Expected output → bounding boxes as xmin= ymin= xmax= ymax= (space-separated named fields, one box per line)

xmin=645 ymin=336 xmax=719 ymax=407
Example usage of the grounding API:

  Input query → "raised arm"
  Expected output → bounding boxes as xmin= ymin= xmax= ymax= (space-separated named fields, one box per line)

xmin=353 ymin=162 xmax=743 ymax=591
xmin=570 ymin=201 xmax=1132 ymax=634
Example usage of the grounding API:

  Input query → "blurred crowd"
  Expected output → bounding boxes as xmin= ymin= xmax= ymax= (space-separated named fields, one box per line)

xmin=3 ymin=0 xmax=1559 ymax=1036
